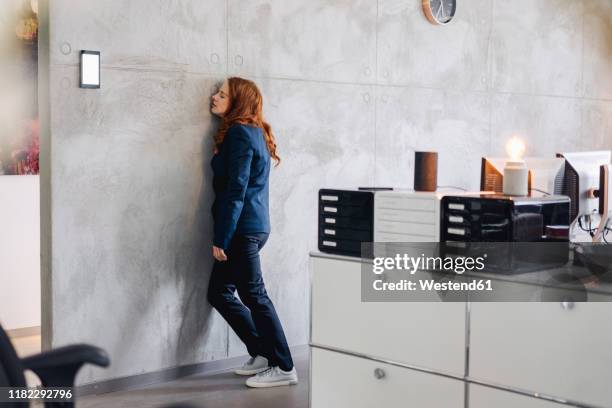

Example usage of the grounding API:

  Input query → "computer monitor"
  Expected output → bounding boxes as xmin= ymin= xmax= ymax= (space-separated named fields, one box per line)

xmin=599 ymin=165 xmax=611 ymax=216
xmin=480 ymin=157 xmax=565 ymax=195
xmin=593 ymin=165 xmax=612 ymax=242
xmin=557 ymin=151 xmax=612 ymax=223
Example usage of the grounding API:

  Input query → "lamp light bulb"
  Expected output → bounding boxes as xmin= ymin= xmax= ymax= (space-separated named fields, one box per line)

xmin=506 ymin=136 xmax=526 ymax=162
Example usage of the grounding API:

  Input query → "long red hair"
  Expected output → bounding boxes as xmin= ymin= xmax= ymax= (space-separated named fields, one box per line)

xmin=213 ymin=77 xmax=280 ymax=166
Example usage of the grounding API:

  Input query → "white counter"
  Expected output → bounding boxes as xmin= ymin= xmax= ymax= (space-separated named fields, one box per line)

xmin=309 ymin=251 xmax=612 ymax=408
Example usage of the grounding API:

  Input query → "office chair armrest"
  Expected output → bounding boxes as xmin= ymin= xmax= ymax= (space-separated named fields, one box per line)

xmin=21 ymin=344 xmax=110 ymax=387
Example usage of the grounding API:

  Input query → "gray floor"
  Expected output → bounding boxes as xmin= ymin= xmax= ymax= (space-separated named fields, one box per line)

xmin=79 ymin=348 xmax=309 ymax=408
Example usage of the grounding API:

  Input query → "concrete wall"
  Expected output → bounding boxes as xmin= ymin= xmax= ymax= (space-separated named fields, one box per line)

xmin=43 ymin=0 xmax=612 ymax=384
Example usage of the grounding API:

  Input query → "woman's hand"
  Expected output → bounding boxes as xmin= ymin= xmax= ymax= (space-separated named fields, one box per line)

xmin=213 ymin=245 xmax=228 ymax=262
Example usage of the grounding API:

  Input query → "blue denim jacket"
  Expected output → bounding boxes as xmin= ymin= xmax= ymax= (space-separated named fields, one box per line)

xmin=211 ymin=124 xmax=271 ymax=249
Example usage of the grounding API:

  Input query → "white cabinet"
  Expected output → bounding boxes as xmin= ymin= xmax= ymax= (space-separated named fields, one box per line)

xmin=470 ymin=302 xmax=612 ymax=407
xmin=310 ymin=252 xmax=612 ymax=408
xmin=470 ymin=385 xmax=567 ymax=408
xmin=310 ymin=255 xmax=466 ymax=376
xmin=311 ymin=347 xmax=464 ymax=408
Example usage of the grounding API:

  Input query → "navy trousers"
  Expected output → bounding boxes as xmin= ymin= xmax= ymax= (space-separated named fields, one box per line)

xmin=207 ymin=233 xmax=294 ymax=371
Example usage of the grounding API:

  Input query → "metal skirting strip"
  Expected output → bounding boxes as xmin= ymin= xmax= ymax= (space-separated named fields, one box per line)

xmin=76 ymin=344 xmax=309 ymax=397
xmin=309 ymin=343 xmax=604 ymax=408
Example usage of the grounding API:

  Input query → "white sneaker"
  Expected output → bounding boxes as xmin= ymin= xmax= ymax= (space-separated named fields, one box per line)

xmin=234 ymin=355 xmax=269 ymax=376
xmin=245 ymin=366 xmax=299 ymax=388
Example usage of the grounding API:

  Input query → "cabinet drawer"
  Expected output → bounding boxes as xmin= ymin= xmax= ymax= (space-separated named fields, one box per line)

xmin=311 ymin=347 xmax=463 ymax=408
xmin=319 ymin=189 xmax=373 ymax=207
xmin=374 ymin=232 xmax=437 ymax=243
xmin=375 ymin=220 xmax=437 ymax=237
xmin=318 ymin=238 xmax=363 ymax=257
xmin=375 ymin=196 xmax=436 ymax=212
xmin=321 ymin=215 xmax=372 ymax=231
xmin=375 ymin=207 xmax=437 ymax=223
xmin=319 ymin=226 xmax=372 ymax=241
xmin=470 ymin=303 xmax=612 ymax=407
xmin=310 ymin=256 xmax=465 ymax=375
xmin=319 ymin=204 xmax=371 ymax=219
xmin=470 ymin=385 xmax=567 ymax=408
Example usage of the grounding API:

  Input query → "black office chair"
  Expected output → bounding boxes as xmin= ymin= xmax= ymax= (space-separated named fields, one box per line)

xmin=0 ymin=324 xmax=109 ymax=408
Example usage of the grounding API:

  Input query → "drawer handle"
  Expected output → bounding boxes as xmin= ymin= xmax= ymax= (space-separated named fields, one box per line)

xmin=560 ymin=300 xmax=575 ymax=310
xmin=373 ymin=368 xmax=386 ymax=380
xmin=447 ymin=227 xmax=466 ymax=236
xmin=321 ymin=195 xmax=339 ymax=201
xmin=449 ymin=215 xmax=464 ymax=223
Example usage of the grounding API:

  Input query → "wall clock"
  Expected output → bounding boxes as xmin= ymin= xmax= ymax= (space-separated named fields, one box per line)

xmin=422 ymin=0 xmax=456 ymax=25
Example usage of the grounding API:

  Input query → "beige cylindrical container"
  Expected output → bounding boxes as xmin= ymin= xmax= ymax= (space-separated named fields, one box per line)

xmin=503 ymin=160 xmax=528 ymax=196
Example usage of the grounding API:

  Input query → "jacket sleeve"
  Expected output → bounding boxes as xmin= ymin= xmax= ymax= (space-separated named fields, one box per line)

xmin=213 ymin=126 xmax=253 ymax=249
